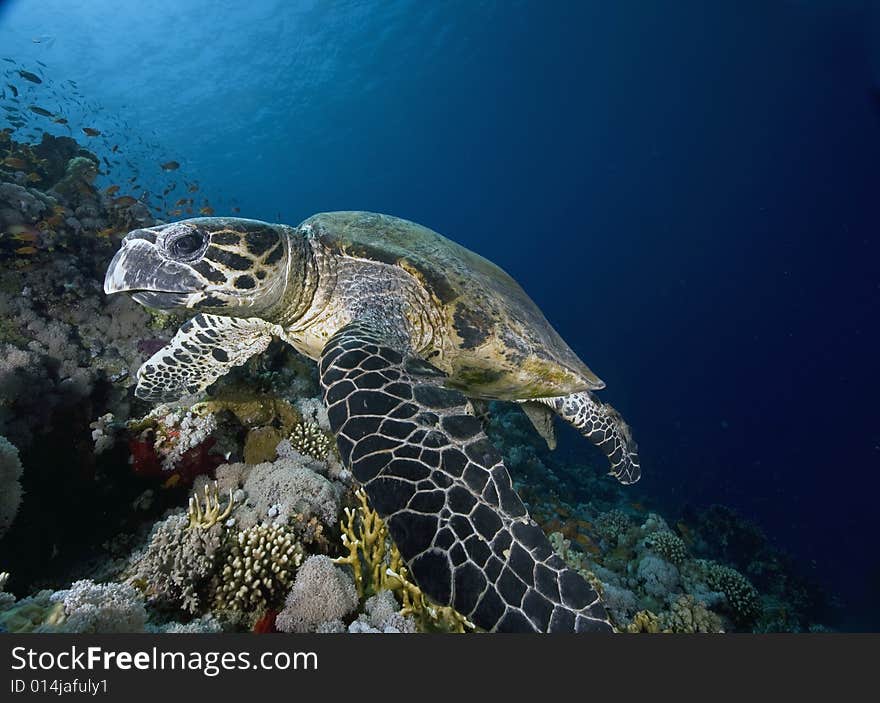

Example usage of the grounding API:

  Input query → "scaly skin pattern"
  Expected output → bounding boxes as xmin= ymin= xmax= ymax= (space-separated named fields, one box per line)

xmin=537 ymin=392 xmax=641 ymax=484
xmin=320 ymin=320 xmax=613 ymax=632
xmin=135 ymin=313 xmax=281 ymax=402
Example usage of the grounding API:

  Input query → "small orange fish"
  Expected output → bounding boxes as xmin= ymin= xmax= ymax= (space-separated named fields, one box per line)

xmin=81 ymin=127 xmax=101 ymax=137
xmin=104 ymin=185 xmax=120 ymax=196
xmin=186 ymin=182 xmax=199 ymax=193
xmin=10 ymin=230 xmax=38 ymax=243
xmin=160 ymin=160 xmax=179 ymax=171
xmin=174 ymin=197 xmax=188 ymax=207
xmin=169 ymin=209 xmax=182 ymax=216
xmin=26 ymin=172 xmax=41 ymax=182
xmin=199 ymin=206 xmax=214 ymax=216
xmin=95 ymin=227 xmax=118 ymax=238
xmin=185 ymin=207 xmax=193 ymax=215
xmin=14 ymin=245 xmax=37 ymax=255
xmin=113 ymin=195 xmax=137 ymax=207
xmin=3 ymin=156 xmax=28 ymax=169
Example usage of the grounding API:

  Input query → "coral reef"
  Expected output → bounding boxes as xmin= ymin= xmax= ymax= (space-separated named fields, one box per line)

xmin=335 ymin=488 xmax=473 ymax=633
xmin=275 ymin=555 xmax=358 ymax=633
xmin=45 ymin=579 xmax=147 ymax=633
xmin=212 ymin=522 xmax=304 ymax=615
xmin=645 ymin=531 xmax=688 ymax=565
xmin=0 ymin=126 xmax=834 ymax=635
xmin=287 ymin=421 xmax=335 ymax=460
xmin=205 ymin=455 xmax=342 ymax=530
xmin=0 ymin=435 xmax=23 ymax=539
xmin=129 ymin=513 xmax=225 ymax=614
xmin=702 ymin=561 xmax=762 ymax=625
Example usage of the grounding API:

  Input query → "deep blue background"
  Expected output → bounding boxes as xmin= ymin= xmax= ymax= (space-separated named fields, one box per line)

xmin=1 ymin=1 xmax=878 ymax=628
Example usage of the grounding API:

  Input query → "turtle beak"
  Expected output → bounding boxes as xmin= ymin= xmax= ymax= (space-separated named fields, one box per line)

xmin=104 ymin=234 xmax=203 ymax=306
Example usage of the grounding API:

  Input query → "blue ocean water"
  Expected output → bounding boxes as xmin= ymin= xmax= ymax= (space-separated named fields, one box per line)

xmin=0 ymin=0 xmax=877 ymax=629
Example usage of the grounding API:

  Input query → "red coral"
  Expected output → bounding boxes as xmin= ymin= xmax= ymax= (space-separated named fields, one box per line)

xmin=173 ymin=436 xmax=224 ymax=485
xmin=252 ymin=610 xmax=278 ymax=634
xmin=128 ymin=434 xmax=223 ymax=485
xmin=129 ymin=435 xmax=163 ymax=479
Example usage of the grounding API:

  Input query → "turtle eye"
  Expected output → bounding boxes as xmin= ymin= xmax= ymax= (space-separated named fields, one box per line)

xmin=167 ymin=229 xmax=206 ymax=260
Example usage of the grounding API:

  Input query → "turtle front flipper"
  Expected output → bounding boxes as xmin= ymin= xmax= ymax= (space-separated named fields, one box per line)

xmin=539 ymin=392 xmax=641 ymax=485
xmin=320 ymin=320 xmax=613 ymax=633
xmin=135 ymin=313 xmax=281 ymax=402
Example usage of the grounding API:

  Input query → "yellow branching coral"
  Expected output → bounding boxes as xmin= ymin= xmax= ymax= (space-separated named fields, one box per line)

xmin=626 ymin=610 xmax=669 ymax=633
xmin=188 ymin=481 xmax=234 ymax=529
xmin=335 ymin=487 xmax=391 ymax=597
xmin=384 ymin=565 xmax=474 ymax=633
xmin=334 ymin=488 xmax=474 ymax=633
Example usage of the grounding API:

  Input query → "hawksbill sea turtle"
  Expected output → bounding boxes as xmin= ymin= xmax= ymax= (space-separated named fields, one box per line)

xmin=104 ymin=212 xmax=640 ymax=633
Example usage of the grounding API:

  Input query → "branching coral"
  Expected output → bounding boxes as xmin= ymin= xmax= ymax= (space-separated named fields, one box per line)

xmin=287 ymin=421 xmax=335 ymax=460
xmin=188 ymin=481 xmax=234 ymax=529
xmin=703 ymin=561 xmax=762 ymax=624
xmin=626 ymin=610 xmax=667 ymax=633
xmin=661 ymin=595 xmax=724 ymax=633
xmin=213 ymin=523 xmax=304 ymax=614
xmin=645 ymin=531 xmax=688 ymax=565
xmin=595 ymin=509 xmax=632 ymax=544
xmin=384 ymin=563 xmax=474 ymax=633
xmin=334 ymin=488 xmax=473 ymax=633
xmin=129 ymin=513 xmax=225 ymax=614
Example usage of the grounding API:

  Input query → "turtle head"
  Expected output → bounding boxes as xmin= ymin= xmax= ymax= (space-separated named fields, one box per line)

xmin=104 ymin=218 xmax=292 ymax=316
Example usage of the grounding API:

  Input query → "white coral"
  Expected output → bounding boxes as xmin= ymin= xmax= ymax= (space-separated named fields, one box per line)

xmin=0 ymin=435 xmax=23 ymax=538
xmin=45 ymin=580 xmax=146 ymax=633
xmin=275 ymin=555 xmax=358 ymax=633
xmin=636 ymin=554 xmax=681 ymax=599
